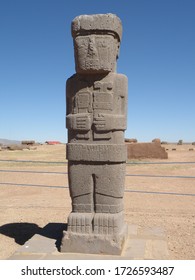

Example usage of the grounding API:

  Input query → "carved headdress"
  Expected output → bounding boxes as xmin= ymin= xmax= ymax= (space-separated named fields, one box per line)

xmin=71 ymin=13 xmax=122 ymax=42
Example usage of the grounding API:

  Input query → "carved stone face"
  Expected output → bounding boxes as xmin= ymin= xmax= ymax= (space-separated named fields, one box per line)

xmin=74 ymin=34 xmax=119 ymax=74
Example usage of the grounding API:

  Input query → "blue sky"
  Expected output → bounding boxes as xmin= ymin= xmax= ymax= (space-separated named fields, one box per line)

xmin=0 ymin=0 xmax=194 ymax=143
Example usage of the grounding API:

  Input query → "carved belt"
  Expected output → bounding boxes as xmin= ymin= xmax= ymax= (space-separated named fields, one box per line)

xmin=67 ymin=143 xmax=127 ymax=162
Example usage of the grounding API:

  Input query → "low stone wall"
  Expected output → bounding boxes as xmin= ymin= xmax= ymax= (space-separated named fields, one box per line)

xmin=126 ymin=142 xmax=168 ymax=159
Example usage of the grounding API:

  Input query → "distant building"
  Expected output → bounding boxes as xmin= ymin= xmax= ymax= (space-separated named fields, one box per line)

xmin=21 ymin=140 xmax=35 ymax=145
xmin=45 ymin=141 xmax=61 ymax=145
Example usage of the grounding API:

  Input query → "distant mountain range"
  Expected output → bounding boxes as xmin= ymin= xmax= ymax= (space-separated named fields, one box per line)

xmin=0 ymin=138 xmax=21 ymax=145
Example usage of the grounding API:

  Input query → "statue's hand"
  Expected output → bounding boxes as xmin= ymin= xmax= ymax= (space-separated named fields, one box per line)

xmin=93 ymin=114 xmax=126 ymax=131
xmin=75 ymin=114 xmax=91 ymax=131
xmin=66 ymin=114 xmax=91 ymax=131
xmin=93 ymin=114 xmax=107 ymax=131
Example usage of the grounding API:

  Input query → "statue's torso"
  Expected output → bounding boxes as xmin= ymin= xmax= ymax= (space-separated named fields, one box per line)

xmin=66 ymin=72 xmax=128 ymax=144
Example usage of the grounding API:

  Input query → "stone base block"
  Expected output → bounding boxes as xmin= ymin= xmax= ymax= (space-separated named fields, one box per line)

xmin=60 ymin=224 xmax=128 ymax=255
xmin=9 ymin=224 xmax=169 ymax=260
xmin=126 ymin=142 xmax=168 ymax=159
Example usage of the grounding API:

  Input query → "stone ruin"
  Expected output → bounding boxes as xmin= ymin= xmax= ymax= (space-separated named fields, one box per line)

xmin=0 ymin=140 xmax=37 ymax=151
xmin=125 ymin=138 xmax=168 ymax=159
xmin=61 ymin=14 xmax=128 ymax=255
xmin=126 ymin=142 xmax=168 ymax=159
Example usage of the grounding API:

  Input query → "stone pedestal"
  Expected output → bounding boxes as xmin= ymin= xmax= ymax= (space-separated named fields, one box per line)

xmin=10 ymin=224 xmax=169 ymax=260
xmin=61 ymin=224 xmax=128 ymax=255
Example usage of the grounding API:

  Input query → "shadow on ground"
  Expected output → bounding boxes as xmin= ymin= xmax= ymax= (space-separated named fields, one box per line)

xmin=0 ymin=222 xmax=67 ymax=250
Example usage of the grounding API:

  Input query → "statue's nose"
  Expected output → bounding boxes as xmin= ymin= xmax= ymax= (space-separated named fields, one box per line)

xmin=88 ymin=38 xmax=96 ymax=53
xmin=89 ymin=42 xmax=94 ymax=50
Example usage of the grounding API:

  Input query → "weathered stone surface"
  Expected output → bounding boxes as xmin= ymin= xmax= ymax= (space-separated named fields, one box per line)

xmin=71 ymin=14 xmax=122 ymax=74
xmin=67 ymin=143 xmax=127 ymax=162
xmin=71 ymin=14 xmax=122 ymax=41
xmin=9 ymin=224 xmax=169 ymax=260
xmin=126 ymin=142 xmax=168 ymax=159
xmin=61 ymin=224 xmax=128 ymax=255
xmin=61 ymin=13 xmax=128 ymax=254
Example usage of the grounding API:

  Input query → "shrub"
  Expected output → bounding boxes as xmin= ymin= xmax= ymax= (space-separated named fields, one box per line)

xmin=177 ymin=140 xmax=183 ymax=145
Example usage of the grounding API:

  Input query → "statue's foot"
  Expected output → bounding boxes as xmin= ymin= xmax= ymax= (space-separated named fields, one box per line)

xmin=67 ymin=212 xmax=93 ymax=234
xmin=93 ymin=212 xmax=125 ymax=235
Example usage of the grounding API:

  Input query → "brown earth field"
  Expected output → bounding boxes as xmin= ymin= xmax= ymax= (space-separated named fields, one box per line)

xmin=0 ymin=143 xmax=194 ymax=259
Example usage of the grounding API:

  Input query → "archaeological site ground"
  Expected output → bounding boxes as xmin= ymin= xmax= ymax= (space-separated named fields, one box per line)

xmin=0 ymin=143 xmax=194 ymax=259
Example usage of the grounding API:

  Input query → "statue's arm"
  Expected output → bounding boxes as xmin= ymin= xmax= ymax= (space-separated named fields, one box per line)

xmin=66 ymin=113 xmax=91 ymax=131
xmin=93 ymin=114 xmax=126 ymax=131
xmin=66 ymin=77 xmax=92 ymax=131
xmin=94 ymin=74 xmax=128 ymax=132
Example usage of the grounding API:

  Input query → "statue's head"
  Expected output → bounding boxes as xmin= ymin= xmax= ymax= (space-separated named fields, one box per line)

xmin=71 ymin=14 xmax=122 ymax=74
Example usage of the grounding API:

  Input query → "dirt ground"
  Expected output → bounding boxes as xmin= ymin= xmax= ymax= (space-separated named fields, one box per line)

xmin=0 ymin=144 xmax=194 ymax=259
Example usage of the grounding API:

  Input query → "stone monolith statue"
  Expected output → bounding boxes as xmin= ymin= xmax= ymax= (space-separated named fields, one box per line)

xmin=61 ymin=13 xmax=128 ymax=255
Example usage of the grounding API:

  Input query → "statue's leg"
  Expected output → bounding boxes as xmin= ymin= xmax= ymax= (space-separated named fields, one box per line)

xmin=67 ymin=162 xmax=94 ymax=233
xmin=94 ymin=163 xmax=126 ymax=235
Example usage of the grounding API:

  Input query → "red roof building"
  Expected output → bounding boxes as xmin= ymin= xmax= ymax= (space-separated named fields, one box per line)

xmin=45 ymin=141 xmax=61 ymax=145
